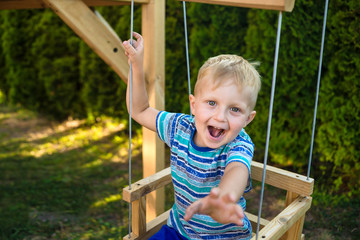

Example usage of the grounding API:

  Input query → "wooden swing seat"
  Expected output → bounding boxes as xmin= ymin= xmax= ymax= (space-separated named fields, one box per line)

xmin=123 ymin=161 xmax=314 ymax=240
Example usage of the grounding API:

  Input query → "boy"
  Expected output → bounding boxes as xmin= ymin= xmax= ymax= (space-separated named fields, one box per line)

xmin=123 ymin=32 xmax=261 ymax=240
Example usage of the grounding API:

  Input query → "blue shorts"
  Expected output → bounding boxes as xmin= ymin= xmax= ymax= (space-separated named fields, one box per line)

xmin=149 ymin=225 xmax=187 ymax=240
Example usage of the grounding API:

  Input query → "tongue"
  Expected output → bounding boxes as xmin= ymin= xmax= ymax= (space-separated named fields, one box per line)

xmin=209 ymin=126 xmax=223 ymax=138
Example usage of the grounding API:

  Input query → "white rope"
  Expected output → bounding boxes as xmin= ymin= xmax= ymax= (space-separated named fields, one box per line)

xmin=255 ymin=11 xmax=283 ymax=240
xmin=128 ymin=0 xmax=135 ymax=237
xmin=307 ymin=0 xmax=329 ymax=180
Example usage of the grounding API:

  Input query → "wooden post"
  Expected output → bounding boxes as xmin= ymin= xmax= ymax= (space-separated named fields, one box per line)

xmin=279 ymin=191 xmax=305 ymax=240
xmin=132 ymin=197 xmax=147 ymax=238
xmin=141 ymin=0 xmax=166 ymax=222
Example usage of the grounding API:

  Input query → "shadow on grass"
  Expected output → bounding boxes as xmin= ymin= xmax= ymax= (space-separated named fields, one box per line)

xmin=0 ymin=106 xmax=143 ymax=239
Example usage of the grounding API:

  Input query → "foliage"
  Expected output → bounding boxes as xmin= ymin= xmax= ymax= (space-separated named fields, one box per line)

xmin=244 ymin=0 xmax=325 ymax=168
xmin=80 ymin=6 xmax=141 ymax=121
xmin=316 ymin=0 xmax=360 ymax=194
xmin=188 ymin=3 xmax=249 ymax=91
xmin=0 ymin=6 xmax=141 ymax=121
xmin=1 ymin=10 xmax=83 ymax=119
xmin=164 ymin=0 xmax=190 ymax=113
xmin=243 ymin=0 xmax=360 ymax=195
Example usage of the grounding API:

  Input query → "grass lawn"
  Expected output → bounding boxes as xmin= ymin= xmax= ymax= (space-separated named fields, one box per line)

xmin=0 ymin=105 xmax=358 ymax=239
xmin=0 ymin=105 xmax=143 ymax=239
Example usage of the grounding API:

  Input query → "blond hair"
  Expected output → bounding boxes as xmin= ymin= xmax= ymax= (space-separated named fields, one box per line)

xmin=194 ymin=54 xmax=261 ymax=110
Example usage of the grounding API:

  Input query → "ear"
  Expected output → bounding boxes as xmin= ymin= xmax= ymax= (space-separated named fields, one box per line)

xmin=189 ymin=94 xmax=196 ymax=116
xmin=245 ymin=111 xmax=256 ymax=127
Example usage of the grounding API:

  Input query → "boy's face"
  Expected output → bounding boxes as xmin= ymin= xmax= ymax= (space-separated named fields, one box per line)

xmin=190 ymin=74 xmax=256 ymax=149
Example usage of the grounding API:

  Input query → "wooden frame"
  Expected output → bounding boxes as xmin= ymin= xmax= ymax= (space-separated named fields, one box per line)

xmin=181 ymin=0 xmax=296 ymax=12
xmin=0 ymin=0 xmax=149 ymax=10
xmin=141 ymin=0 xmax=166 ymax=222
xmin=123 ymin=162 xmax=314 ymax=240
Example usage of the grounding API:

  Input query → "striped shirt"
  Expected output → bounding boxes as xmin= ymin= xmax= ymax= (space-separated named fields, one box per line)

xmin=156 ymin=111 xmax=253 ymax=240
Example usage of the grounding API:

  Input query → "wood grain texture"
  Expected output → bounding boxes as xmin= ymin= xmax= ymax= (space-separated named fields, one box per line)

xmin=180 ymin=0 xmax=295 ymax=12
xmin=141 ymin=0 xmax=166 ymax=222
xmin=252 ymin=196 xmax=312 ymax=240
xmin=123 ymin=162 xmax=314 ymax=203
xmin=0 ymin=0 xmax=148 ymax=10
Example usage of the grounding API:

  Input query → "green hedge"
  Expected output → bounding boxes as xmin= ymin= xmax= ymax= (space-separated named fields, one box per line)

xmin=317 ymin=0 xmax=360 ymax=194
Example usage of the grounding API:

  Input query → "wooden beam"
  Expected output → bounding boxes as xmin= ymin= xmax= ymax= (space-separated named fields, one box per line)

xmin=123 ymin=209 xmax=170 ymax=240
xmin=132 ymin=197 xmax=147 ymax=237
xmin=280 ymin=192 xmax=305 ymax=240
xmin=141 ymin=0 xmax=166 ymax=223
xmin=0 ymin=0 xmax=148 ymax=10
xmin=181 ymin=0 xmax=296 ymax=12
xmin=42 ymin=0 xmax=129 ymax=81
xmin=123 ymin=167 xmax=171 ymax=203
xmin=251 ymin=161 xmax=314 ymax=196
xmin=123 ymin=161 xmax=314 ymax=203
xmin=252 ymin=196 xmax=312 ymax=240
xmin=247 ymin=211 xmax=269 ymax=232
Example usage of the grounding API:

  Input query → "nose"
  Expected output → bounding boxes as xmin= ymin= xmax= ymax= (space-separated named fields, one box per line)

xmin=213 ymin=107 xmax=226 ymax=122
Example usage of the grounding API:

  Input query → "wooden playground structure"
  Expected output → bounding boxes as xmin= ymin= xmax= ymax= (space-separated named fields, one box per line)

xmin=1 ymin=0 xmax=314 ymax=239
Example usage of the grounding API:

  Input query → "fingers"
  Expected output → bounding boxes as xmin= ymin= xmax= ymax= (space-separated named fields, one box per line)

xmin=123 ymin=32 xmax=142 ymax=49
xmin=127 ymin=32 xmax=142 ymax=48
xmin=184 ymin=201 xmax=202 ymax=221
xmin=221 ymin=192 xmax=236 ymax=204
xmin=132 ymin=32 xmax=142 ymax=43
xmin=209 ymin=187 xmax=220 ymax=198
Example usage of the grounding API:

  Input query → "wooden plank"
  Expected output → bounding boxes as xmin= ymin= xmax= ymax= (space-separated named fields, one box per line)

xmin=252 ymin=196 xmax=312 ymax=240
xmin=141 ymin=0 xmax=166 ymax=223
xmin=123 ymin=167 xmax=171 ymax=203
xmin=42 ymin=0 xmax=129 ymax=81
xmin=251 ymin=161 xmax=314 ymax=196
xmin=0 ymin=0 xmax=148 ymax=10
xmin=132 ymin=197 xmax=147 ymax=237
xmin=123 ymin=209 xmax=170 ymax=240
xmin=280 ymin=192 xmax=305 ymax=240
xmin=247 ymin=212 xmax=269 ymax=232
xmin=124 ymin=161 xmax=313 ymax=203
xmin=181 ymin=0 xmax=295 ymax=12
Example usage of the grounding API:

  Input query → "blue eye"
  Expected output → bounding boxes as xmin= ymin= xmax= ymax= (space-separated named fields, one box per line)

xmin=208 ymin=101 xmax=216 ymax=106
xmin=230 ymin=107 xmax=240 ymax=112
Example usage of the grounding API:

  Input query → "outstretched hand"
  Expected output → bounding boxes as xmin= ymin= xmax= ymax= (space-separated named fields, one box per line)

xmin=123 ymin=32 xmax=144 ymax=66
xmin=184 ymin=188 xmax=245 ymax=226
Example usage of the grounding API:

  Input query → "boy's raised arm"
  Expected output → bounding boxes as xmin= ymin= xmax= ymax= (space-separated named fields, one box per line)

xmin=123 ymin=32 xmax=159 ymax=132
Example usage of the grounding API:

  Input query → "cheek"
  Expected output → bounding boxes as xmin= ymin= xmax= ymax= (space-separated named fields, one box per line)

xmin=229 ymin=117 xmax=246 ymax=129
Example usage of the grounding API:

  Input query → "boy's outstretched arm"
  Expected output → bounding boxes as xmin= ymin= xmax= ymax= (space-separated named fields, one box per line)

xmin=123 ymin=32 xmax=159 ymax=132
xmin=184 ymin=162 xmax=249 ymax=226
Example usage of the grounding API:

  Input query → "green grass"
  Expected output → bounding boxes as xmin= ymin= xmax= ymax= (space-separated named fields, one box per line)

xmin=0 ymin=105 xmax=143 ymax=239
xmin=0 ymin=105 xmax=358 ymax=240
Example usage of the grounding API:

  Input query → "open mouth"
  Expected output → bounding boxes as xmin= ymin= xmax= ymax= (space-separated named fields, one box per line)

xmin=208 ymin=126 xmax=225 ymax=138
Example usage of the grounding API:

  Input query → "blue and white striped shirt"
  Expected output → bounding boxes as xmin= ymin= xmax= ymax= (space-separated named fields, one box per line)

xmin=156 ymin=111 xmax=253 ymax=240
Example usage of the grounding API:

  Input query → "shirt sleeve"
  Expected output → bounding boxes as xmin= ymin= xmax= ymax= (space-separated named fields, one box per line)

xmin=226 ymin=135 xmax=254 ymax=193
xmin=156 ymin=111 xmax=182 ymax=148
